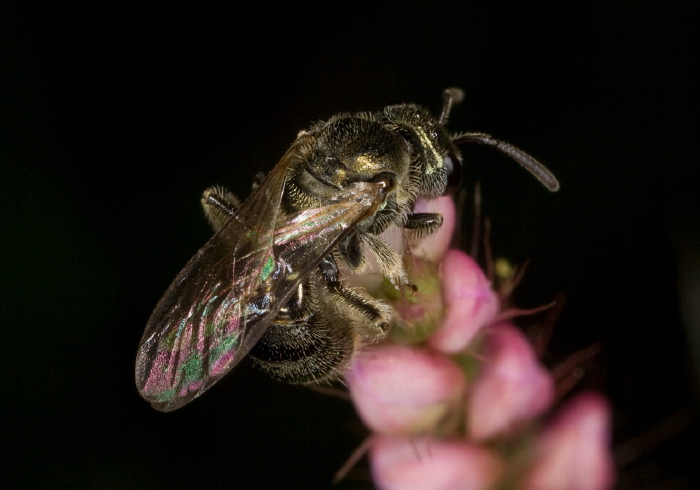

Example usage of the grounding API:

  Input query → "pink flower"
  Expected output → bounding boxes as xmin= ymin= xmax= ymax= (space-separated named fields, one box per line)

xmin=467 ymin=322 xmax=555 ymax=441
xmin=346 ymin=344 xmax=466 ymax=435
xmin=428 ymin=250 xmax=500 ymax=354
xmin=370 ymin=435 xmax=504 ymax=490
xmin=522 ymin=392 xmax=616 ymax=490
xmin=342 ymin=192 xmax=615 ymax=489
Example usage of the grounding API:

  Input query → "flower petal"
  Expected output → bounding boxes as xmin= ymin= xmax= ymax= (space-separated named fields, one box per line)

xmin=467 ymin=323 xmax=554 ymax=441
xmin=371 ymin=435 xmax=504 ymax=490
xmin=429 ymin=250 xmax=499 ymax=354
xmin=347 ymin=344 xmax=466 ymax=434
xmin=523 ymin=392 xmax=616 ymax=490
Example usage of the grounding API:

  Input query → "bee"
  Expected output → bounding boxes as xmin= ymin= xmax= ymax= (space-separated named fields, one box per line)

xmin=135 ymin=88 xmax=559 ymax=412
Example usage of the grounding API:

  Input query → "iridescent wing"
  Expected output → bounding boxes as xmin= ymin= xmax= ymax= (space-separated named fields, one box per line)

xmin=135 ymin=142 xmax=389 ymax=411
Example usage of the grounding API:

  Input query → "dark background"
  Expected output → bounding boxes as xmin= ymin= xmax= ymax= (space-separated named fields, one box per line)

xmin=3 ymin=1 xmax=698 ymax=488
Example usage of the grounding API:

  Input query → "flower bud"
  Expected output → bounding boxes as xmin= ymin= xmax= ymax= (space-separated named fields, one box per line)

xmin=346 ymin=344 xmax=466 ymax=434
xmin=522 ymin=392 xmax=615 ymax=490
xmin=371 ymin=435 xmax=504 ymax=490
xmin=429 ymin=250 xmax=499 ymax=354
xmin=467 ymin=322 xmax=554 ymax=441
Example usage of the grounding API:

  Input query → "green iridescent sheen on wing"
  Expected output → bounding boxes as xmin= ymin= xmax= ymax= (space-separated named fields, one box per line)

xmin=261 ymin=255 xmax=275 ymax=282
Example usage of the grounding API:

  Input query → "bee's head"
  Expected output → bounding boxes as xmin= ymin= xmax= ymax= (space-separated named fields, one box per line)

xmin=378 ymin=102 xmax=462 ymax=198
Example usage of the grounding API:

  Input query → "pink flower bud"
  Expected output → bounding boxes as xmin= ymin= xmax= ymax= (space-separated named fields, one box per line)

xmin=346 ymin=344 xmax=466 ymax=435
xmin=467 ymin=322 xmax=554 ymax=441
xmin=428 ymin=250 xmax=499 ymax=354
xmin=522 ymin=392 xmax=615 ymax=490
xmin=409 ymin=196 xmax=456 ymax=263
xmin=371 ymin=435 xmax=504 ymax=490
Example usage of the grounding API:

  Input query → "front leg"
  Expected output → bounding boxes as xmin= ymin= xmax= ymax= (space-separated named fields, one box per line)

xmin=404 ymin=212 xmax=443 ymax=238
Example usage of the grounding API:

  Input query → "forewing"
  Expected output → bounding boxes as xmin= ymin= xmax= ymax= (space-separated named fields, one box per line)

xmin=135 ymin=147 xmax=387 ymax=411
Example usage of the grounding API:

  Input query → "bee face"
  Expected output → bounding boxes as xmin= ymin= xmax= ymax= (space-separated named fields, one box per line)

xmin=136 ymin=88 xmax=559 ymax=411
xmin=380 ymin=103 xmax=462 ymax=197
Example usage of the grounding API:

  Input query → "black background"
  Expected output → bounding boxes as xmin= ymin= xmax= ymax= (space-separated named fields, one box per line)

xmin=3 ymin=1 xmax=698 ymax=488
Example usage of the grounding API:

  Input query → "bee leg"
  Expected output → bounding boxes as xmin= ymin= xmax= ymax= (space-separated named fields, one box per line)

xmin=318 ymin=254 xmax=340 ymax=289
xmin=404 ymin=212 xmax=443 ymax=238
xmin=338 ymin=231 xmax=413 ymax=288
xmin=325 ymin=282 xmax=394 ymax=340
xmin=361 ymin=233 xmax=413 ymax=289
xmin=338 ymin=233 xmax=364 ymax=270
xmin=320 ymin=252 xmax=393 ymax=338
xmin=200 ymin=186 xmax=242 ymax=232
xmin=251 ymin=172 xmax=267 ymax=190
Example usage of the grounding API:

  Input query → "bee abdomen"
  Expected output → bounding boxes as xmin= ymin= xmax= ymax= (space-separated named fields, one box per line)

xmin=250 ymin=315 xmax=354 ymax=384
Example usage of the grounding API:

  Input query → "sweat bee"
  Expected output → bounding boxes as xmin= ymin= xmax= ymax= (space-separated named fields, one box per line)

xmin=135 ymin=88 xmax=559 ymax=412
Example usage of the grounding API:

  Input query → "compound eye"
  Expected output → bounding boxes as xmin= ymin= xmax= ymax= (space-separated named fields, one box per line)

xmin=444 ymin=152 xmax=462 ymax=194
